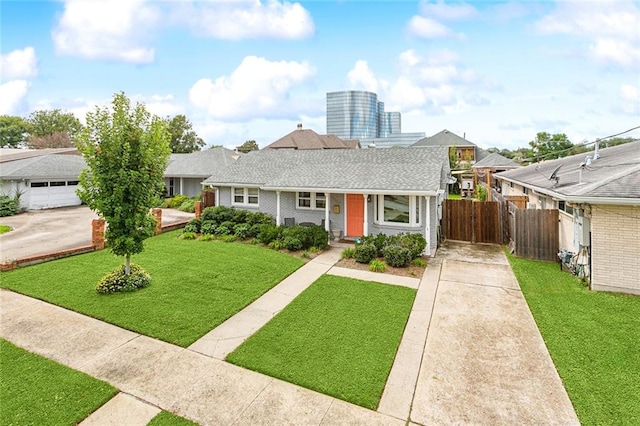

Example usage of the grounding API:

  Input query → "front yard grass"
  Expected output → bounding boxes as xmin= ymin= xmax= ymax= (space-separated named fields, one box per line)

xmin=0 ymin=231 xmax=303 ymax=347
xmin=0 ymin=339 xmax=117 ymax=426
xmin=148 ymin=411 xmax=199 ymax=426
xmin=226 ymin=275 xmax=416 ymax=410
xmin=506 ymin=253 xmax=640 ymax=425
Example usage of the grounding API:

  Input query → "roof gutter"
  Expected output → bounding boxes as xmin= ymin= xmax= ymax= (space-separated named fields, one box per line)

xmin=211 ymin=184 xmax=438 ymax=196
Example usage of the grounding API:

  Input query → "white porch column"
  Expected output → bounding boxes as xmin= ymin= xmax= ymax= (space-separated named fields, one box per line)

xmin=276 ymin=191 xmax=281 ymax=226
xmin=425 ymin=196 xmax=431 ymax=255
xmin=363 ymin=194 xmax=369 ymax=236
xmin=325 ymin=192 xmax=331 ymax=245
xmin=180 ymin=177 xmax=184 ymax=195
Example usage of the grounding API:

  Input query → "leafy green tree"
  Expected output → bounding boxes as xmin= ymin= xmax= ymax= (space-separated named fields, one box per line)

xmin=76 ymin=92 xmax=171 ymax=275
xmin=0 ymin=115 xmax=30 ymax=148
xmin=165 ymin=114 xmax=205 ymax=153
xmin=26 ymin=109 xmax=82 ymax=140
xmin=528 ymin=132 xmax=573 ymax=161
xmin=27 ymin=132 xmax=75 ymax=149
xmin=237 ymin=140 xmax=259 ymax=153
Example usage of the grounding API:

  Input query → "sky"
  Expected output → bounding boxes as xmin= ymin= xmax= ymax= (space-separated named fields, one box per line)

xmin=1 ymin=0 xmax=639 ymax=151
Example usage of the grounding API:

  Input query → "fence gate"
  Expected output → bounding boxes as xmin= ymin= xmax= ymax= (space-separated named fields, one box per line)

xmin=203 ymin=189 xmax=216 ymax=207
xmin=514 ymin=208 xmax=559 ymax=261
xmin=443 ymin=199 xmax=503 ymax=244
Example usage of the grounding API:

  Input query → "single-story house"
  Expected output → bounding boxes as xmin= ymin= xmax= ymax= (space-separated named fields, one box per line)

xmin=202 ymin=147 xmax=450 ymax=255
xmin=263 ymin=124 xmax=360 ymax=150
xmin=0 ymin=148 xmax=85 ymax=210
xmin=495 ymin=140 xmax=640 ymax=295
xmin=163 ymin=147 xmax=240 ymax=198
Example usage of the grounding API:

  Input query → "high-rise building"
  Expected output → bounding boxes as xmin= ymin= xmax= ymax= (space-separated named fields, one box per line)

xmin=326 ymin=90 xmax=424 ymax=147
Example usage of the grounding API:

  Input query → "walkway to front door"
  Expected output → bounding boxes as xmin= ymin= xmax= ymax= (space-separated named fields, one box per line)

xmin=346 ymin=194 xmax=364 ymax=237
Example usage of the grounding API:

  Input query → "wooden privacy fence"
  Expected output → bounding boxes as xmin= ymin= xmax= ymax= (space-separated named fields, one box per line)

xmin=443 ymin=199 xmax=506 ymax=244
xmin=513 ymin=208 xmax=559 ymax=261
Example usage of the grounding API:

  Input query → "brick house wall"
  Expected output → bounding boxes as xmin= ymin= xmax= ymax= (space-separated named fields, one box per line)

xmin=590 ymin=204 xmax=640 ymax=295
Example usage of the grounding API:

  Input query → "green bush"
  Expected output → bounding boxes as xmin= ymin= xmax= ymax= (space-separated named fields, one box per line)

xmin=201 ymin=206 xmax=235 ymax=224
xmin=96 ymin=264 xmax=151 ymax=294
xmin=200 ymin=220 xmax=216 ymax=235
xmin=308 ymin=225 xmax=329 ymax=249
xmin=358 ymin=233 xmax=387 ymax=257
xmin=180 ymin=231 xmax=197 ymax=240
xmin=184 ymin=218 xmax=201 ymax=233
xmin=341 ymin=248 xmax=355 ymax=259
xmin=0 ymin=195 xmax=19 ymax=217
xmin=283 ymin=236 xmax=304 ymax=251
xmin=412 ymin=258 xmax=427 ymax=267
xmin=220 ymin=234 xmax=237 ymax=243
xmin=353 ymin=243 xmax=377 ymax=264
xmin=369 ymin=259 xmax=386 ymax=273
xmin=215 ymin=224 xmax=232 ymax=236
xmin=169 ymin=195 xmax=188 ymax=209
xmin=178 ymin=199 xmax=196 ymax=213
xmin=198 ymin=234 xmax=214 ymax=241
xmin=233 ymin=223 xmax=251 ymax=239
xmin=248 ymin=223 xmax=263 ymax=238
xmin=268 ymin=240 xmax=285 ymax=250
xmin=232 ymin=209 xmax=248 ymax=224
xmin=383 ymin=244 xmax=413 ymax=267
xmin=257 ymin=224 xmax=282 ymax=244
xmin=246 ymin=211 xmax=275 ymax=225
xmin=385 ymin=233 xmax=426 ymax=259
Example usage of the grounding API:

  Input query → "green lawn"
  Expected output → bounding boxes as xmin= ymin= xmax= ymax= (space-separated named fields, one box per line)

xmin=447 ymin=193 xmax=462 ymax=200
xmin=506 ymin=253 xmax=640 ymax=425
xmin=0 ymin=231 xmax=303 ymax=347
xmin=148 ymin=411 xmax=199 ymax=426
xmin=0 ymin=339 xmax=117 ymax=426
xmin=227 ymin=275 xmax=416 ymax=410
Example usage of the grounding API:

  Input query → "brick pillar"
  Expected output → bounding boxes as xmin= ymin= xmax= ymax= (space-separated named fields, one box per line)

xmin=92 ymin=219 xmax=106 ymax=250
xmin=195 ymin=201 xmax=202 ymax=219
xmin=152 ymin=208 xmax=162 ymax=235
xmin=0 ymin=260 xmax=18 ymax=272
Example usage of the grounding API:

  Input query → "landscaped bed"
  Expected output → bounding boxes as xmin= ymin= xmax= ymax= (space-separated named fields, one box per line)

xmin=0 ymin=230 xmax=304 ymax=347
xmin=506 ymin=253 xmax=640 ymax=425
xmin=226 ymin=275 xmax=416 ymax=410
xmin=0 ymin=338 xmax=117 ymax=425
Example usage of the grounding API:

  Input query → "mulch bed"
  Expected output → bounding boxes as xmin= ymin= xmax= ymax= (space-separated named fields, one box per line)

xmin=334 ymin=257 xmax=427 ymax=278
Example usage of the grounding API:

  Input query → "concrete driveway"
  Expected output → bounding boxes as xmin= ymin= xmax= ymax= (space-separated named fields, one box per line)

xmin=0 ymin=206 xmax=193 ymax=262
xmin=410 ymin=241 xmax=579 ymax=425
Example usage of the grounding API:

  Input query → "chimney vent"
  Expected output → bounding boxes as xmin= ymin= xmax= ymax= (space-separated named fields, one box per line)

xmin=297 ymin=123 xmax=302 ymax=129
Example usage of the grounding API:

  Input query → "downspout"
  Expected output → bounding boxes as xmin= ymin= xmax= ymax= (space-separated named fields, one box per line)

xmin=363 ymin=194 xmax=369 ymax=236
xmin=425 ymin=196 xmax=431 ymax=255
xmin=276 ymin=191 xmax=281 ymax=226
xmin=325 ymin=192 xmax=331 ymax=245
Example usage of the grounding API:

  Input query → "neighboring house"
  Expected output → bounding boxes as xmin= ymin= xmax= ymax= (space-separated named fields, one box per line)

xmin=263 ymin=124 xmax=360 ymax=150
xmin=412 ymin=129 xmax=488 ymax=166
xmin=202 ymin=147 xmax=450 ymax=255
xmin=495 ymin=141 xmax=640 ymax=295
xmin=164 ymin=147 xmax=240 ymax=197
xmin=0 ymin=149 xmax=85 ymax=210
xmin=471 ymin=152 xmax=521 ymax=200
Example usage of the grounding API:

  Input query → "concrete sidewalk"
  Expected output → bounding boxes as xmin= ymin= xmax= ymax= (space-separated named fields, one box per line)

xmin=0 ymin=288 xmax=403 ymax=426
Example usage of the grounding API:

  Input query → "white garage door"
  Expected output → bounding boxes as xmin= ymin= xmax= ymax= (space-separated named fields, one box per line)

xmin=29 ymin=180 xmax=82 ymax=210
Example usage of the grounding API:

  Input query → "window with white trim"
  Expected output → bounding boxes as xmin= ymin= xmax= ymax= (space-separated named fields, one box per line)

xmin=375 ymin=195 xmax=421 ymax=226
xmin=232 ymin=187 xmax=259 ymax=206
xmin=296 ymin=192 xmax=326 ymax=210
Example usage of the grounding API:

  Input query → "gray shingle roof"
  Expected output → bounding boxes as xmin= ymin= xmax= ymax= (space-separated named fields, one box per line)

xmin=411 ymin=129 xmax=477 ymax=148
xmin=495 ymin=141 xmax=640 ymax=200
xmin=165 ymin=147 xmax=240 ymax=177
xmin=203 ymin=147 xmax=450 ymax=194
xmin=0 ymin=148 xmax=79 ymax=163
xmin=0 ymin=154 xmax=86 ymax=179
xmin=472 ymin=152 xmax=520 ymax=169
xmin=263 ymin=128 xmax=360 ymax=150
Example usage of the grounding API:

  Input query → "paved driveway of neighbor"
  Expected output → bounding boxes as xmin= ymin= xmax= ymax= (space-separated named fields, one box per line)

xmin=409 ymin=241 xmax=579 ymax=425
xmin=0 ymin=206 xmax=193 ymax=262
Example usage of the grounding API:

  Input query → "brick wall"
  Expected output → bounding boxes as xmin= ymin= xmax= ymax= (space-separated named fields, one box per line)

xmin=590 ymin=204 xmax=640 ymax=295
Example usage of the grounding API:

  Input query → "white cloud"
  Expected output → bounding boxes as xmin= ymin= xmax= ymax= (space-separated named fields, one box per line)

xmin=418 ymin=0 xmax=478 ymax=21
xmin=189 ymin=55 xmax=316 ymax=121
xmin=52 ymin=0 xmax=159 ymax=64
xmin=407 ymin=16 xmax=461 ymax=39
xmin=0 ymin=47 xmax=38 ymax=81
xmin=347 ymin=60 xmax=380 ymax=93
xmin=177 ymin=0 xmax=314 ymax=40
xmin=0 ymin=80 xmax=29 ymax=115
xmin=619 ymin=84 xmax=640 ymax=114
xmin=132 ymin=94 xmax=184 ymax=118
xmin=535 ymin=1 xmax=640 ymax=69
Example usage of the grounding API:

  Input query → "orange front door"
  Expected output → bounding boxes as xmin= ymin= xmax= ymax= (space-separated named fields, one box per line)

xmin=346 ymin=194 xmax=364 ymax=237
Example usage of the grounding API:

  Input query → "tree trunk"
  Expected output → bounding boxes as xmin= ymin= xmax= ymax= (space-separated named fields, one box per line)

xmin=125 ymin=255 xmax=131 ymax=275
